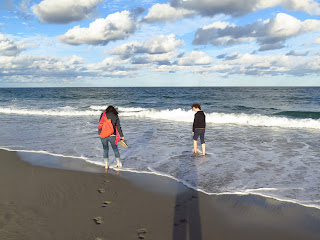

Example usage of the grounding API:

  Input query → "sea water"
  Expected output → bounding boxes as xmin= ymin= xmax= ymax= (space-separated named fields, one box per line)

xmin=0 ymin=87 xmax=320 ymax=208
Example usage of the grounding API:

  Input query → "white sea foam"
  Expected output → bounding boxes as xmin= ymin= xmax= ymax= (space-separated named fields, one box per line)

xmin=0 ymin=147 xmax=88 ymax=160
xmin=1 ymin=145 xmax=320 ymax=210
xmin=2 ymin=106 xmax=320 ymax=130
xmin=0 ymin=107 xmax=99 ymax=116
xmin=119 ymin=107 xmax=320 ymax=130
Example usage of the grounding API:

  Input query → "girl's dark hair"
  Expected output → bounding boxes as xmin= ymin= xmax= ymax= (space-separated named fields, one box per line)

xmin=191 ymin=103 xmax=201 ymax=110
xmin=105 ymin=105 xmax=118 ymax=116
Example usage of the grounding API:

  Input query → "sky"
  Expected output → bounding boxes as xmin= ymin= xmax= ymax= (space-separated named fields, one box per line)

xmin=1 ymin=0 xmax=320 ymax=87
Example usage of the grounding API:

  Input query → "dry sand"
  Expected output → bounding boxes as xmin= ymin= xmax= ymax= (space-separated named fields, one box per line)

xmin=1 ymin=149 xmax=320 ymax=240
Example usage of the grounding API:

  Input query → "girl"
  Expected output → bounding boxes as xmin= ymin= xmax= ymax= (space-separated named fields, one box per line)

xmin=98 ymin=105 xmax=124 ymax=169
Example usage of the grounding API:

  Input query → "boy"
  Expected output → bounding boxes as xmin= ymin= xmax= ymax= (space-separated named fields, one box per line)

xmin=192 ymin=103 xmax=206 ymax=155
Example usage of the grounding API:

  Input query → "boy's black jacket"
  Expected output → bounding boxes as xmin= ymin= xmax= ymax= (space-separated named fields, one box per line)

xmin=193 ymin=111 xmax=206 ymax=132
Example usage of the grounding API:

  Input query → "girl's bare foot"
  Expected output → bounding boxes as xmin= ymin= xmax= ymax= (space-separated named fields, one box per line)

xmin=116 ymin=160 xmax=122 ymax=168
xmin=104 ymin=158 xmax=109 ymax=170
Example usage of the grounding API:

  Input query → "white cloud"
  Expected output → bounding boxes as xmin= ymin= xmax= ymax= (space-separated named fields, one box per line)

xmin=132 ymin=52 xmax=178 ymax=65
xmin=258 ymin=0 xmax=320 ymax=15
xmin=89 ymin=56 xmax=130 ymax=70
xmin=285 ymin=50 xmax=312 ymax=56
xmin=109 ymin=34 xmax=184 ymax=57
xmin=0 ymin=34 xmax=28 ymax=56
xmin=87 ymin=56 xmax=136 ymax=77
xmin=141 ymin=34 xmax=184 ymax=53
xmin=177 ymin=51 xmax=213 ymax=66
xmin=19 ymin=0 xmax=31 ymax=14
xmin=313 ymin=38 xmax=320 ymax=44
xmin=149 ymin=64 xmax=187 ymax=73
xmin=32 ymin=0 xmax=103 ymax=24
xmin=59 ymin=11 xmax=137 ymax=45
xmin=0 ymin=54 xmax=136 ymax=80
xmin=193 ymin=13 xmax=320 ymax=51
xmin=170 ymin=0 xmax=320 ymax=17
xmin=211 ymin=53 xmax=320 ymax=76
xmin=0 ymin=55 xmax=87 ymax=77
xmin=143 ymin=3 xmax=195 ymax=23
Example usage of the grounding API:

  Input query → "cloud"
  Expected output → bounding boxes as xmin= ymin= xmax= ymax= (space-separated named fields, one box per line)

xmin=313 ymin=38 xmax=320 ymax=44
xmin=177 ymin=51 xmax=213 ymax=66
xmin=0 ymin=34 xmax=28 ymax=56
xmin=108 ymin=34 xmax=184 ymax=58
xmin=193 ymin=13 xmax=320 ymax=51
xmin=0 ymin=54 xmax=135 ymax=79
xmin=87 ymin=56 xmax=137 ymax=77
xmin=217 ymin=52 xmax=241 ymax=60
xmin=210 ymin=53 xmax=320 ymax=76
xmin=286 ymin=50 xmax=311 ymax=56
xmin=143 ymin=3 xmax=195 ymax=23
xmin=32 ymin=0 xmax=103 ymax=24
xmin=170 ymin=0 xmax=320 ymax=17
xmin=0 ymin=55 xmax=87 ymax=77
xmin=149 ymin=64 xmax=187 ymax=73
xmin=131 ymin=52 xmax=177 ymax=65
xmin=59 ymin=11 xmax=137 ymax=45
xmin=19 ymin=0 xmax=31 ymax=14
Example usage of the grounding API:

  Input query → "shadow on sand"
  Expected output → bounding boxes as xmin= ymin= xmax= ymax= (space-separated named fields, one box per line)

xmin=173 ymin=153 xmax=203 ymax=240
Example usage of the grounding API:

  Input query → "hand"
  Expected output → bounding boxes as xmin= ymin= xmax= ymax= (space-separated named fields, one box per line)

xmin=121 ymin=137 xmax=124 ymax=140
xmin=192 ymin=132 xmax=194 ymax=135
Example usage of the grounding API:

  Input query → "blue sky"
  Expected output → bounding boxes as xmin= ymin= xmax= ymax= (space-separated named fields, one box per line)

xmin=1 ymin=0 xmax=320 ymax=87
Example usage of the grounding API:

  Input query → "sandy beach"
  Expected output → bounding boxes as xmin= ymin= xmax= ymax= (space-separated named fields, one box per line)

xmin=1 ymin=149 xmax=320 ymax=240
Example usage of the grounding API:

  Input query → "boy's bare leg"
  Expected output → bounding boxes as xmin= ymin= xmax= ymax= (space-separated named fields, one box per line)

xmin=202 ymin=143 xmax=206 ymax=156
xmin=193 ymin=140 xmax=198 ymax=153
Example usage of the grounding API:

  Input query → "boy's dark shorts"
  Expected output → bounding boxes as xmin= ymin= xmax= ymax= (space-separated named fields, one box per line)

xmin=193 ymin=129 xmax=205 ymax=144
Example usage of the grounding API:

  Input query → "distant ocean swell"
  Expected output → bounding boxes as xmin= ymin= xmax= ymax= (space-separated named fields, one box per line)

xmin=1 ymin=106 xmax=320 ymax=130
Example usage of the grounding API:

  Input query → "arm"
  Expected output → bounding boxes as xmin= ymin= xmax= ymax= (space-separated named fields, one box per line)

xmin=98 ymin=112 xmax=104 ymax=135
xmin=192 ymin=114 xmax=196 ymax=133
xmin=116 ymin=117 xmax=124 ymax=138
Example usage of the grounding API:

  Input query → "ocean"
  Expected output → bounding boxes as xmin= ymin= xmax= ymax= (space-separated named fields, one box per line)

xmin=1 ymin=87 xmax=320 ymax=209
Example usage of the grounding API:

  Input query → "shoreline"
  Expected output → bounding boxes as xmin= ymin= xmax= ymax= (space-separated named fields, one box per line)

xmin=3 ymin=147 xmax=320 ymax=210
xmin=1 ymin=149 xmax=320 ymax=239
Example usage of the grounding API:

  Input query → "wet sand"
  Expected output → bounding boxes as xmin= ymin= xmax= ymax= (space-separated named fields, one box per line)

xmin=1 ymin=149 xmax=320 ymax=240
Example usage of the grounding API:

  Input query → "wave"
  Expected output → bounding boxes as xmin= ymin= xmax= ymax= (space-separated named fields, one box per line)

xmin=1 ymin=106 xmax=320 ymax=130
xmin=274 ymin=111 xmax=320 ymax=119
xmin=118 ymin=107 xmax=320 ymax=130
xmin=0 ymin=107 xmax=99 ymax=116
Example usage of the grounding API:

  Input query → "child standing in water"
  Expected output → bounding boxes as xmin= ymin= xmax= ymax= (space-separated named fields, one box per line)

xmin=98 ymin=105 xmax=124 ymax=169
xmin=192 ymin=103 xmax=206 ymax=155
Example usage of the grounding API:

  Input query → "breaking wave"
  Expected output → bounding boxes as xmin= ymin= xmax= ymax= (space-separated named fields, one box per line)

xmin=1 ymin=106 xmax=320 ymax=130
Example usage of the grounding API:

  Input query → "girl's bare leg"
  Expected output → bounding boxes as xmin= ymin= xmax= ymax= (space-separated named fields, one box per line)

xmin=104 ymin=158 xmax=109 ymax=169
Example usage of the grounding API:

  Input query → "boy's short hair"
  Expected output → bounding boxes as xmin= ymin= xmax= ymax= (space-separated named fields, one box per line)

xmin=191 ymin=103 xmax=201 ymax=110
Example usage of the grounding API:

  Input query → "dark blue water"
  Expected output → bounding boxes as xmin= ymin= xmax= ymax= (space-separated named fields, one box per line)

xmin=1 ymin=87 xmax=320 ymax=208
xmin=1 ymin=87 xmax=319 ymax=115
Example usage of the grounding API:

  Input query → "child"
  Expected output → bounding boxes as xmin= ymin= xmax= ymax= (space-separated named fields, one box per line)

xmin=98 ymin=105 xmax=124 ymax=169
xmin=192 ymin=103 xmax=206 ymax=155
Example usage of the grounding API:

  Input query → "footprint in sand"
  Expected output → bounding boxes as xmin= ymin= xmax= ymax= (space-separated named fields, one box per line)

xmin=137 ymin=228 xmax=147 ymax=239
xmin=102 ymin=201 xmax=111 ymax=207
xmin=93 ymin=217 xmax=103 ymax=224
